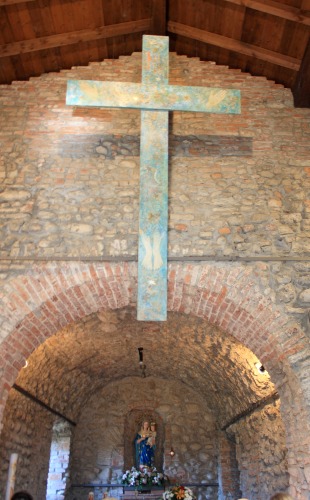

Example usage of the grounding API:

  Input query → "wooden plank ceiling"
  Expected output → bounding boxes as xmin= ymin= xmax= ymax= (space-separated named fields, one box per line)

xmin=0 ymin=0 xmax=309 ymax=107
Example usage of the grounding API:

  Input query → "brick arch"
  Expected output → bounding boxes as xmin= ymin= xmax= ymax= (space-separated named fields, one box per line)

xmin=0 ymin=262 xmax=133 ymax=423
xmin=0 ymin=261 xmax=309 ymax=497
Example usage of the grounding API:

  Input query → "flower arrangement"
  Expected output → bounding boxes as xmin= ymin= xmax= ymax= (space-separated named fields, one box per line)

xmin=163 ymin=486 xmax=196 ymax=500
xmin=122 ymin=466 xmax=164 ymax=487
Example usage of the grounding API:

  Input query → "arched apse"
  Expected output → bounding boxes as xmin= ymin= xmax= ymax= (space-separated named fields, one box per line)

xmin=0 ymin=261 xmax=309 ymax=498
xmin=0 ymin=310 xmax=284 ymax=499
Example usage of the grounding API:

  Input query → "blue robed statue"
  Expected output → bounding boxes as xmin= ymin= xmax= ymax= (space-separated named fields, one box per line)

xmin=134 ymin=420 xmax=156 ymax=469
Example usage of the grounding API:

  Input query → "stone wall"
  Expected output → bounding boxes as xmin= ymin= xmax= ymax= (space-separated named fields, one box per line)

xmin=229 ymin=400 xmax=289 ymax=500
xmin=0 ymin=51 xmax=309 ymax=328
xmin=0 ymin=389 xmax=53 ymax=499
xmin=67 ymin=377 xmax=218 ymax=500
xmin=0 ymin=374 xmax=290 ymax=500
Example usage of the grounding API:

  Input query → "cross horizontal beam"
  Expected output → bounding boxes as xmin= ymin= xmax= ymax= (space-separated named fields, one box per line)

xmin=66 ymin=80 xmax=241 ymax=114
xmin=66 ymin=35 xmax=241 ymax=321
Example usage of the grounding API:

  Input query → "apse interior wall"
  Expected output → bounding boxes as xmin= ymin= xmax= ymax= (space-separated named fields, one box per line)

xmin=67 ymin=377 xmax=219 ymax=500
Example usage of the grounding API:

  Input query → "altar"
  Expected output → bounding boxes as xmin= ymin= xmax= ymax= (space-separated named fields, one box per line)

xmin=121 ymin=488 xmax=164 ymax=500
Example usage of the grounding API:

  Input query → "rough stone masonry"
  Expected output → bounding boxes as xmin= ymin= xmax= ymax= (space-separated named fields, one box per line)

xmin=0 ymin=48 xmax=309 ymax=500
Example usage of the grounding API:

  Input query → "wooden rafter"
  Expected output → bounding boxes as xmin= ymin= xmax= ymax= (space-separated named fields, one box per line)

xmin=0 ymin=19 xmax=152 ymax=58
xmin=151 ymin=0 xmax=167 ymax=35
xmin=168 ymin=21 xmax=301 ymax=71
xmin=293 ymin=38 xmax=310 ymax=107
xmin=224 ymin=0 xmax=310 ymax=25
xmin=0 ymin=0 xmax=34 ymax=5
xmin=301 ymin=0 xmax=310 ymax=13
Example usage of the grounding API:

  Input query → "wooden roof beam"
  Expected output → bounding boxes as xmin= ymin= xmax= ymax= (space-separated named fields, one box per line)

xmin=301 ymin=0 xmax=310 ymax=14
xmin=293 ymin=38 xmax=310 ymax=107
xmin=224 ymin=0 xmax=310 ymax=26
xmin=0 ymin=19 xmax=152 ymax=58
xmin=0 ymin=0 xmax=34 ymax=5
xmin=168 ymin=21 xmax=301 ymax=71
xmin=151 ymin=0 xmax=167 ymax=35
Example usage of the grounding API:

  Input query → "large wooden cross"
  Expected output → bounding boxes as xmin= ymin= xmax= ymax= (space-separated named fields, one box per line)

xmin=66 ymin=35 xmax=241 ymax=322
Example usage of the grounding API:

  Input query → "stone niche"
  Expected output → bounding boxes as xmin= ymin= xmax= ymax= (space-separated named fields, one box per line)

xmin=67 ymin=376 xmax=218 ymax=500
xmin=124 ymin=408 xmax=165 ymax=472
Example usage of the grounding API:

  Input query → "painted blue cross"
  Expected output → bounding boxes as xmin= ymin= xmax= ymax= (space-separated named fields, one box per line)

xmin=66 ymin=35 xmax=241 ymax=321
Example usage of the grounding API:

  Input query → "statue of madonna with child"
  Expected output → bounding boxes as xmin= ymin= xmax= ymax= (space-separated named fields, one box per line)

xmin=134 ymin=420 xmax=157 ymax=470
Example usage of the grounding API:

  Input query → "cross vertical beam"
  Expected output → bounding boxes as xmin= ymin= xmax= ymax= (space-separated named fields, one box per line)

xmin=138 ymin=36 xmax=169 ymax=321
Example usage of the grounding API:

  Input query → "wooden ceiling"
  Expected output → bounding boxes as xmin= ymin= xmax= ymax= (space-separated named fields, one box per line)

xmin=0 ymin=0 xmax=309 ymax=107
